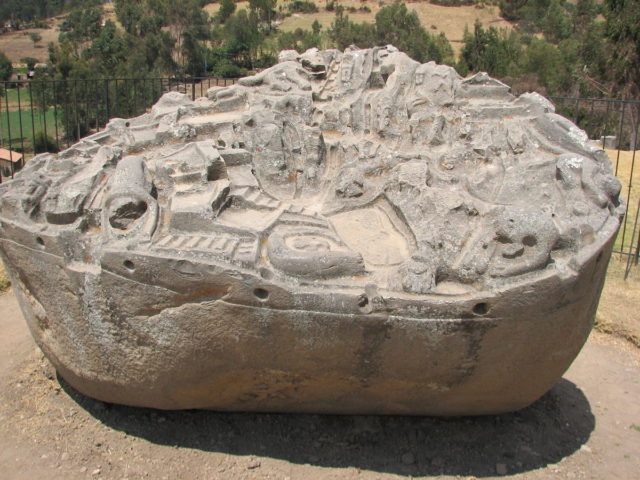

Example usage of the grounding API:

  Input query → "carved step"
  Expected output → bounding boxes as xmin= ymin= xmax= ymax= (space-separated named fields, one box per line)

xmin=153 ymin=232 xmax=257 ymax=268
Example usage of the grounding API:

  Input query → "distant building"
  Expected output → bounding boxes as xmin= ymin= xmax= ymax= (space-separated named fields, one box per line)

xmin=9 ymin=73 xmax=28 ymax=82
xmin=0 ymin=148 xmax=23 ymax=179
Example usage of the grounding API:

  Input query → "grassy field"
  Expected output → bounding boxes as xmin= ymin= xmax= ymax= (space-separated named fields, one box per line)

xmin=596 ymin=149 xmax=639 ymax=346
xmin=3 ymin=87 xmax=32 ymax=105
xmin=607 ymin=149 xmax=640 ymax=255
xmin=0 ymin=107 xmax=61 ymax=152
xmin=596 ymin=257 xmax=640 ymax=347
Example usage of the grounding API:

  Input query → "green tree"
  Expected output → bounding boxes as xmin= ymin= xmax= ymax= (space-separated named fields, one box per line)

xmin=521 ymin=37 xmax=567 ymax=94
xmin=0 ymin=0 xmax=84 ymax=26
xmin=278 ymin=27 xmax=322 ymax=53
xmin=542 ymin=0 xmax=572 ymax=43
xmin=458 ymin=20 xmax=522 ymax=78
xmin=59 ymin=2 xmax=104 ymax=46
xmin=34 ymin=131 xmax=59 ymax=153
xmin=87 ymin=20 xmax=128 ymax=74
xmin=312 ymin=19 xmax=322 ymax=35
xmin=605 ymin=0 xmax=640 ymax=148
xmin=514 ymin=0 xmax=553 ymax=34
xmin=499 ymin=0 xmax=528 ymax=21
xmin=29 ymin=32 xmax=42 ymax=46
xmin=329 ymin=9 xmax=376 ymax=49
xmin=605 ymin=0 xmax=640 ymax=99
xmin=217 ymin=0 xmax=236 ymax=24
xmin=224 ymin=9 xmax=263 ymax=68
xmin=249 ymin=0 xmax=276 ymax=31
xmin=0 ymin=51 xmax=12 ymax=81
xmin=574 ymin=0 xmax=598 ymax=32
xmin=20 ymin=56 xmax=38 ymax=70
xmin=375 ymin=3 xmax=453 ymax=63
xmin=115 ymin=0 xmax=144 ymax=36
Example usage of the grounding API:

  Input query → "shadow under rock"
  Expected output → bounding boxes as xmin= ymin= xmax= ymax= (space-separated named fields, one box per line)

xmin=60 ymin=376 xmax=594 ymax=477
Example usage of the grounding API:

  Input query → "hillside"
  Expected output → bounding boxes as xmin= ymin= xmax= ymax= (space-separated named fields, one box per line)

xmin=204 ymin=1 xmax=512 ymax=54
xmin=0 ymin=2 xmax=119 ymax=65
xmin=0 ymin=0 xmax=514 ymax=66
xmin=0 ymin=22 xmax=59 ymax=64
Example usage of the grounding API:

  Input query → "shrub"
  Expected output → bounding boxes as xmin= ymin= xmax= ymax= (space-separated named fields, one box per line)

xmin=29 ymin=32 xmax=42 ymax=45
xmin=20 ymin=56 xmax=38 ymax=70
xmin=289 ymin=1 xmax=319 ymax=14
xmin=429 ymin=0 xmax=475 ymax=5
xmin=34 ymin=132 xmax=59 ymax=153
xmin=0 ymin=261 xmax=10 ymax=293
xmin=212 ymin=59 xmax=248 ymax=78
xmin=0 ymin=51 xmax=12 ymax=81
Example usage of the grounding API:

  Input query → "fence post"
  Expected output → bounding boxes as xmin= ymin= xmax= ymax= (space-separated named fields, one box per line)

xmin=614 ymin=100 xmax=627 ymax=176
xmin=52 ymin=80 xmax=60 ymax=151
xmin=15 ymin=83 xmax=26 ymax=156
xmin=41 ymin=82 xmax=48 ymax=150
xmin=4 ymin=85 xmax=14 ymax=179
xmin=624 ymin=199 xmax=640 ymax=279
xmin=28 ymin=82 xmax=37 ymax=155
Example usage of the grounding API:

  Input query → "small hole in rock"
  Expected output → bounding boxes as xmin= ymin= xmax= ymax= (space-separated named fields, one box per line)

xmin=596 ymin=252 xmax=603 ymax=263
xmin=358 ymin=294 xmax=369 ymax=308
xmin=435 ymin=271 xmax=448 ymax=285
xmin=259 ymin=268 xmax=273 ymax=280
xmin=473 ymin=302 xmax=489 ymax=316
xmin=522 ymin=235 xmax=537 ymax=247
xmin=36 ymin=236 xmax=45 ymax=247
xmin=253 ymin=288 xmax=269 ymax=300
xmin=125 ymin=121 xmax=130 ymax=127
xmin=123 ymin=260 xmax=135 ymax=271
xmin=109 ymin=199 xmax=148 ymax=230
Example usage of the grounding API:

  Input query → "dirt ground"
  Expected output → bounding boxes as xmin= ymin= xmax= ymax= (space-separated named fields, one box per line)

xmin=0 ymin=25 xmax=59 ymax=64
xmin=0 ymin=277 xmax=639 ymax=480
xmin=597 ymin=258 xmax=640 ymax=347
xmin=0 ymin=3 xmax=117 ymax=64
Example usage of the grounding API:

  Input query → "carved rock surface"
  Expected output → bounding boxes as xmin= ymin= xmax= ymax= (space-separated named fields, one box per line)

xmin=0 ymin=46 xmax=624 ymax=414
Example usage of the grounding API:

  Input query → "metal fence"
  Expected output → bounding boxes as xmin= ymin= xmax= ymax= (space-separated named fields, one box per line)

xmin=549 ymin=96 xmax=639 ymax=272
xmin=0 ymin=76 xmax=237 ymax=179
xmin=0 ymin=79 xmax=638 ymax=268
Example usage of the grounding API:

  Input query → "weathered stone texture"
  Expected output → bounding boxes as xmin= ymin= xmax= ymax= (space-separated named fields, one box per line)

xmin=0 ymin=46 xmax=624 ymax=414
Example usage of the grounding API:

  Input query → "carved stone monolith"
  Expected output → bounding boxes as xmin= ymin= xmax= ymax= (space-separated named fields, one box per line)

xmin=0 ymin=46 xmax=624 ymax=414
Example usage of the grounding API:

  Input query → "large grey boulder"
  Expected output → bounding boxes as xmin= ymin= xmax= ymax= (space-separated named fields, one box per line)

xmin=0 ymin=46 xmax=624 ymax=415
